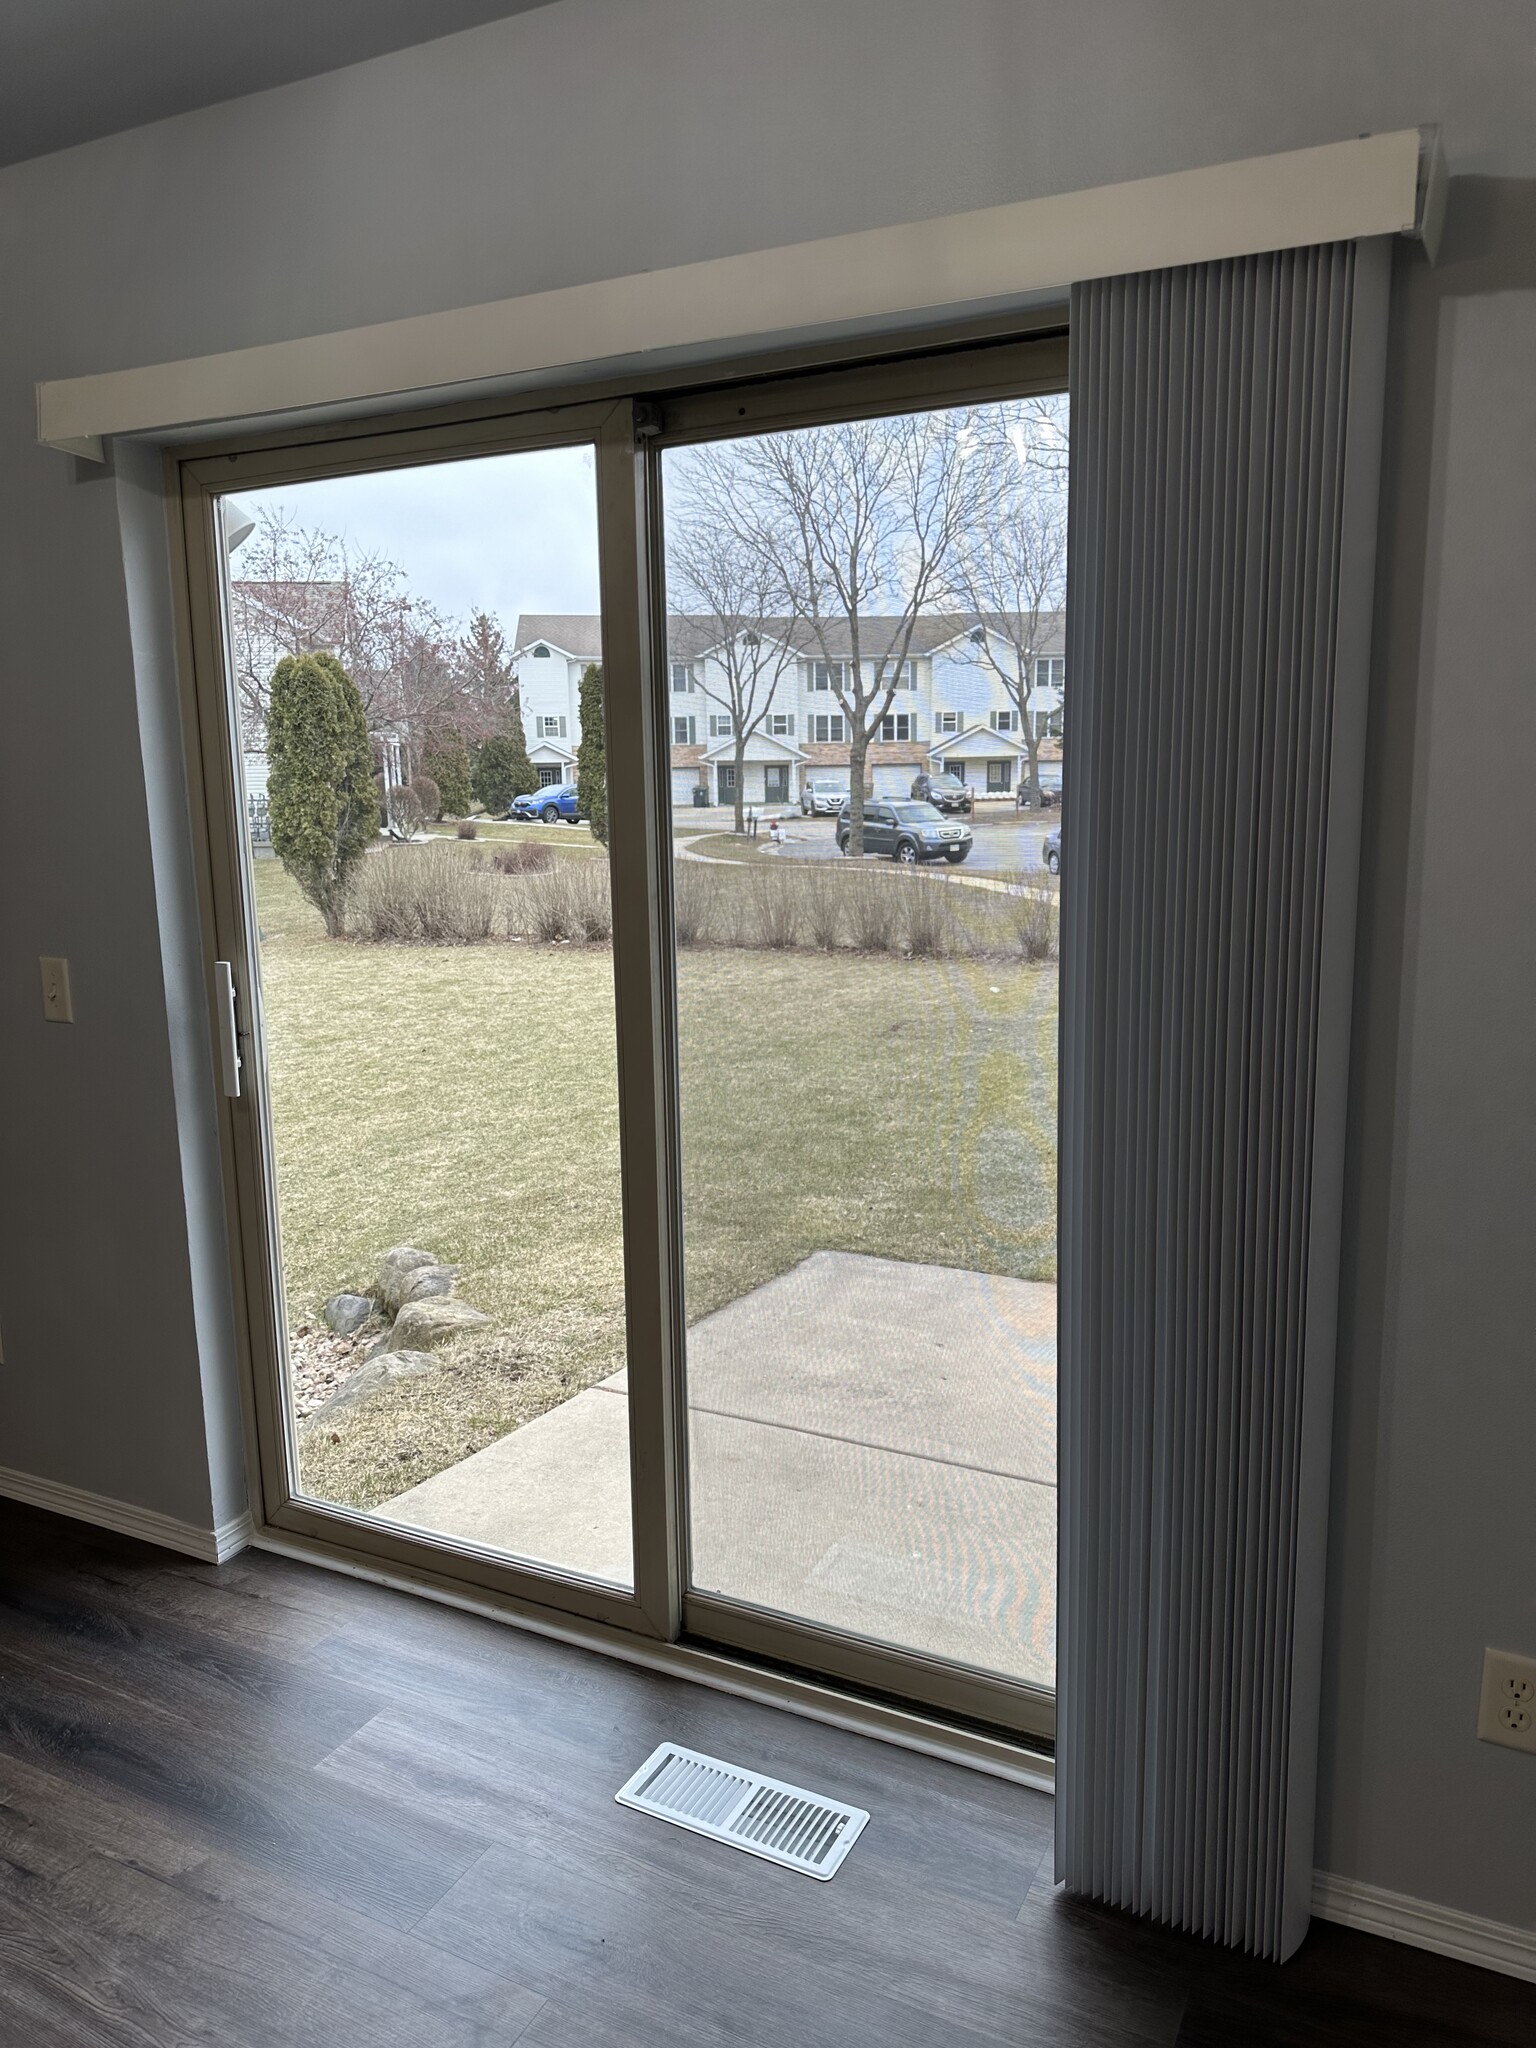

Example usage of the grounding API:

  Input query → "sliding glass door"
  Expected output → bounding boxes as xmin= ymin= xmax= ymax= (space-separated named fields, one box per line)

xmin=655 ymin=369 xmax=1065 ymax=1731
xmin=179 ymin=336 xmax=1064 ymax=1737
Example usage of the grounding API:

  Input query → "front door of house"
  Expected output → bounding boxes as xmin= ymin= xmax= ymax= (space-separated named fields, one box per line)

xmin=716 ymin=763 xmax=737 ymax=803
xmin=764 ymin=764 xmax=790 ymax=804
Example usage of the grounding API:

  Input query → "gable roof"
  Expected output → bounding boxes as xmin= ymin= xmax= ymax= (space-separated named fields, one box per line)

xmin=514 ymin=612 xmax=1066 ymax=666
xmin=700 ymin=728 xmax=804 ymax=762
xmin=512 ymin=614 xmax=604 ymax=662
xmin=925 ymin=611 xmax=1067 ymax=659
xmin=927 ymin=720 xmax=1027 ymax=758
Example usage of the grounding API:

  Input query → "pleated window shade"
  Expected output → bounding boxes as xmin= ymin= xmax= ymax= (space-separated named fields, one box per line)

xmin=1056 ymin=239 xmax=1390 ymax=1960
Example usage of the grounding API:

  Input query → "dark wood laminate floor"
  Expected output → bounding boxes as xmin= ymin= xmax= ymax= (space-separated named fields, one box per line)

xmin=1 ymin=1501 xmax=1531 ymax=2047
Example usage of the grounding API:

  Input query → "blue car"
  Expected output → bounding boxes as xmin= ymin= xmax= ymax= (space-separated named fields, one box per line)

xmin=510 ymin=783 xmax=582 ymax=823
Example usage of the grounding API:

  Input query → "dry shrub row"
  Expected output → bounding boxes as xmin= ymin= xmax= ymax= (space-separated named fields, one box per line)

xmin=483 ymin=843 xmax=554 ymax=875
xmin=346 ymin=843 xmax=1057 ymax=960
xmin=347 ymin=841 xmax=608 ymax=945
xmin=512 ymin=860 xmax=613 ymax=944
xmin=347 ymin=842 xmax=501 ymax=943
xmin=673 ymin=859 xmax=1058 ymax=960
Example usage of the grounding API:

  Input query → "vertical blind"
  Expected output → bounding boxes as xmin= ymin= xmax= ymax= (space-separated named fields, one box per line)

xmin=1056 ymin=240 xmax=1390 ymax=1960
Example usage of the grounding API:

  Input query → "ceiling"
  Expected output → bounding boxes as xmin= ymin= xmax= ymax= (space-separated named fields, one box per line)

xmin=0 ymin=0 xmax=560 ymax=169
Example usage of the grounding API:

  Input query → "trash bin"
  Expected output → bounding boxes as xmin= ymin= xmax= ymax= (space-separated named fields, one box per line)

xmin=692 ymin=786 xmax=709 ymax=808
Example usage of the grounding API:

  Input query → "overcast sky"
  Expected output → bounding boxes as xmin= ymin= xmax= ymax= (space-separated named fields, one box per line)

xmin=232 ymin=393 xmax=1069 ymax=640
xmin=237 ymin=443 xmax=603 ymax=636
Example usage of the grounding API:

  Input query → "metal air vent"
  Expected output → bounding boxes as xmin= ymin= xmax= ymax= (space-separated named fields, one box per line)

xmin=616 ymin=1742 xmax=868 ymax=1880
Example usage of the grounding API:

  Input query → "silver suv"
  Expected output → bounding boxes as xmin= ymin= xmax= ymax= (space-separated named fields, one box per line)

xmin=801 ymin=775 xmax=850 ymax=816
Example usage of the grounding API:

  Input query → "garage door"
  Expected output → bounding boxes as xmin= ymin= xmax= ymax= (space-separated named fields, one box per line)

xmin=671 ymin=768 xmax=705 ymax=807
xmin=871 ymin=765 xmax=914 ymax=800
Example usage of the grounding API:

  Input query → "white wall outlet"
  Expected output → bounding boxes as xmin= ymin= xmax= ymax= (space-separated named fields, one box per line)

xmin=39 ymin=955 xmax=73 ymax=1023
xmin=1477 ymin=1648 xmax=1536 ymax=1754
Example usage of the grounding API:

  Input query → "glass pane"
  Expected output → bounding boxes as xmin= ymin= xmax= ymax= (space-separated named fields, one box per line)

xmin=662 ymin=397 xmax=1067 ymax=1688
xmin=221 ymin=445 xmax=632 ymax=1586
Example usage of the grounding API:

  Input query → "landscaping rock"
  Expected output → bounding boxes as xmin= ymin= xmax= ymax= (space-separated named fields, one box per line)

xmin=322 ymin=1292 xmax=375 ymax=1336
xmin=304 ymin=1350 xmax=438 ymax=1422
xmin=378 ymin=1246 xmax=439 ymax=1313
xmin=386 ymin=1296 xmax=491 ymax=1352
xmin=399 ymin=1263 xmax=460 ymax=1307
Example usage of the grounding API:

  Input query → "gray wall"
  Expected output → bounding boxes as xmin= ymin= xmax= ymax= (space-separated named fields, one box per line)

xmin=1 ymin=0 xmax=1531 ymax=1927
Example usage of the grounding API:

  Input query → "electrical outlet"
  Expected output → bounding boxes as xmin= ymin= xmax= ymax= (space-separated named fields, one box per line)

xmin=39 ymin=956 xmax=73 ymax=1023
xmin=1477 ymin=1648 xmax=1536 ymax=1754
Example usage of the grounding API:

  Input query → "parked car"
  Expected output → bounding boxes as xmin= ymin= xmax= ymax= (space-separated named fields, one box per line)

xmin=1043 ymin=826 xmax=1061 ymax=875
xmin=801 ymin=774 xmax=850 ymax=816
xmin=837 ymin=799 xmax=972 ymax=865
xmin=510 ymin=783 xmax=582 ymax=823
xmin=1016 ymin=779 xmax=1059 ymax=809
xmin=910 ymin=770 xmax=972 ymax=814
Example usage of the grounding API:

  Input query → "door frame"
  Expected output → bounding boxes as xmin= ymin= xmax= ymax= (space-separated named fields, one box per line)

xmin=169 ymin=319 xmax=1067 ymax=1741
xmin=174 ymin=394 xmax=681 ymax=1643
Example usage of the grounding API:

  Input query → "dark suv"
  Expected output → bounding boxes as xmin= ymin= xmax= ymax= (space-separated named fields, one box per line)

xmin=837 ymin=800 xmax=972 ymax=865
xmin=910 ymin=770 xmax=972 ymax=813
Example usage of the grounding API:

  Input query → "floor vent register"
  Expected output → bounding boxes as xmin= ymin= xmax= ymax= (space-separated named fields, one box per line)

xmin=615 ymin=1742 xmax=868 ymax=1880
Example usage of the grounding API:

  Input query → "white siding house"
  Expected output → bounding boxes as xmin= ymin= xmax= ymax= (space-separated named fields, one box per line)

xmin=514 ymin=611 xmax=1065 ymax=810
xmin=512 ymin=616 xmax=599 ymax=785
xmin=927 ymin=619 xmax=1066 ymax=796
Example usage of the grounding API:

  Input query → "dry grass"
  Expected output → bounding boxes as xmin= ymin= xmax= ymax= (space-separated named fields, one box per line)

xmin=251 ymin=855 xmax=1057 ymax=1512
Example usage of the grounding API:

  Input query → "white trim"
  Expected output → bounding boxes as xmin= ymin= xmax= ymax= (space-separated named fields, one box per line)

xmin=0 ymin=1464 xmax=253 ymax=1563
xmin=928 ymin=721 xmax=1028 ymax=759
xmin=700 ymin=733 xmax=804 ymax=763
xmin=1312 ymin=1871 xmax=1536 ymax=1984
xmin=249 ymin=1524 xmax=1054 ymax=1792
xmin=513 ymin=640 xmax=590 ymax=663
xmin=38 ymin=132 xmax=1431 ymax=454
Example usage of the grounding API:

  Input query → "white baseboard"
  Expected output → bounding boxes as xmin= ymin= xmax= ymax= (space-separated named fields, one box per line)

xmin=1313 ymin=1870 xmax=1536 ymax=1984
xmin=0 ymin=1465 xmax=253 ymax=1565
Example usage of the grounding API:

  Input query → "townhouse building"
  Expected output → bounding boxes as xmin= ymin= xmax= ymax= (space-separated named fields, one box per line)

xmin=512 ymin=612 xmax=1065 ymax=809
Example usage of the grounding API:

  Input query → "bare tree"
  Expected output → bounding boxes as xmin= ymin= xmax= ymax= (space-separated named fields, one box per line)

xmin=229 ymin=505 xmax=467 ymax=775
xmin=664 ymin=476 xmax=801 ymax=831
xmin=693 ymin=410 xmax=985 ymax=854
xmin=227 ymin=507 xmax=349 ymax=744
xmin=951 ymin=400 xmax=1068 ymax=805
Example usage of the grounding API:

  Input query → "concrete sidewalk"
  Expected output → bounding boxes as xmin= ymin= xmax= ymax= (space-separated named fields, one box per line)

xmin=379 ymin=1251 xmax=1056 ymax=1689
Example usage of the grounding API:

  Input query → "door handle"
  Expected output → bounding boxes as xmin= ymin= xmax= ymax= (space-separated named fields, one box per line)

xmin=215 ymin=961 xmax=242 ymax=1099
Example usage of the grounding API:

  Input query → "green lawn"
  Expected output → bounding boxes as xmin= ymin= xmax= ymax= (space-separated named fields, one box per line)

xmin=252 ymin=854 xmax=1057 ymax=1508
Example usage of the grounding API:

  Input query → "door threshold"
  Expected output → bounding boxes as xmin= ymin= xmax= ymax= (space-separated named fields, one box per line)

xmin=247 ymin=1522 xmax=1055 ymax=1793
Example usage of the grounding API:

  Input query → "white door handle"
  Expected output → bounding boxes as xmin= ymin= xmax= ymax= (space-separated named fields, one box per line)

xmin=215 ymin=961 xmax=242 ymax=1099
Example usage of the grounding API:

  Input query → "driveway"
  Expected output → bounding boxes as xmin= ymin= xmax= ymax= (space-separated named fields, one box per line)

xmin=726 ymin=809 xmax=1057 ymax=872
xmin=379 ymin=1251 xmax=1057 ymax=1691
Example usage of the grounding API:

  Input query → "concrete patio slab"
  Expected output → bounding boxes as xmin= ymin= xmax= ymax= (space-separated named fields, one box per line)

xmin=380 ymin=1252 xmax=1056 ymax=1687
xmin=673 ymin=1249 xmax=1055 ymax=1484
xmin=383 ymin=1385 xmax=633 ymax=1587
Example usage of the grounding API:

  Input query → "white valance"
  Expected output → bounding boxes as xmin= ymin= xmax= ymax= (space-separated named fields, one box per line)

xmin=38 ymin=128 xmax=1440 ymax=458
